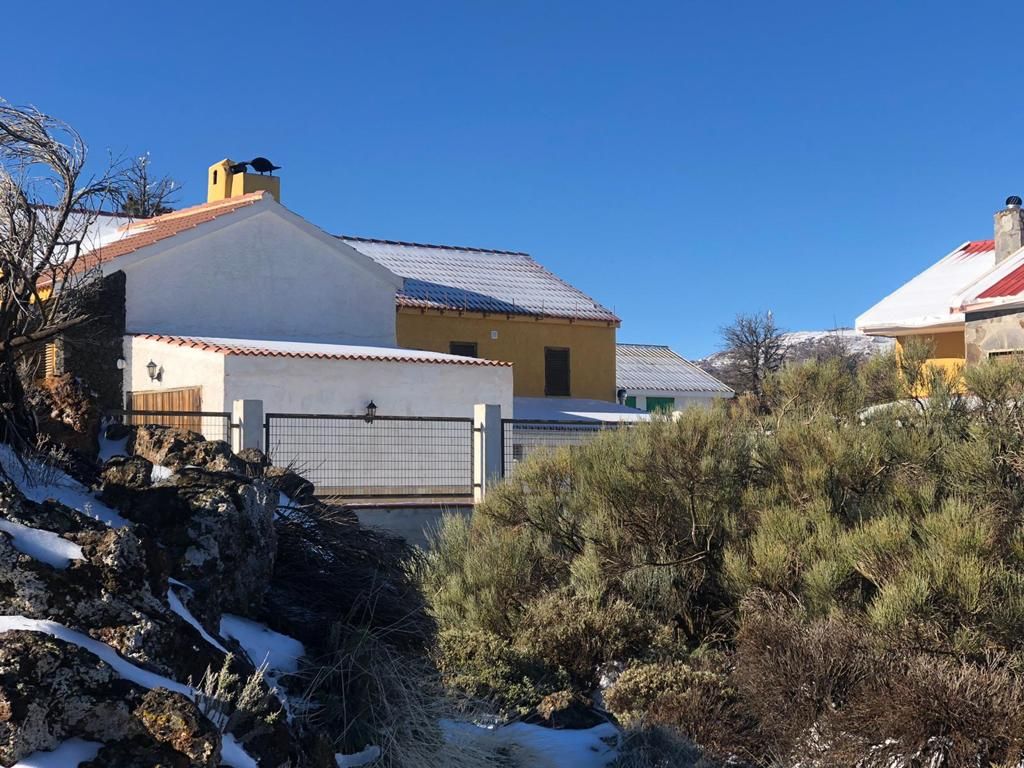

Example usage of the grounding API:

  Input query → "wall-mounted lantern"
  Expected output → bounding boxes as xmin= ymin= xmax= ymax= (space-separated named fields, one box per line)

xmin=146 ymin=359 xmax=161 ymax=382
xmin=364 ymin=400 xmax=377 ymax=424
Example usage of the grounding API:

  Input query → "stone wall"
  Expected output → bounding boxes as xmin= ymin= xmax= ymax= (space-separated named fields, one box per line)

xmin=60 ymin=270 xmax=126 ymax=410
xmin=965 ymin=307 xmax=1024 ymax=363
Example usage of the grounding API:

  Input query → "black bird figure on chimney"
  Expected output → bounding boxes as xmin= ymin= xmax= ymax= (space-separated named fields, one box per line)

xmin=249 ymin=157 xmax=281 ymax=175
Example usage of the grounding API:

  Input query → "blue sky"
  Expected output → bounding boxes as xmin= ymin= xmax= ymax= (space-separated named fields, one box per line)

xmin=7 ymin=1 xmax=1019 ymax=356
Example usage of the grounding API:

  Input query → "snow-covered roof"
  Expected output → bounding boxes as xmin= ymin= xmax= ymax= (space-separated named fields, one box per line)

xmin=134 ymin=334 xmax=512 ymax=366
xmin=955 ymin=246 xmax=1024 ymax=313
xmin=616 ymin=344 xmax=732 ymax=394
xmin=513 ymin=396 xmax=649 ymax=422
xmin=340 ymin=236 xmax=619 ymax=323
xmin=856 ymin=240 xmax=996 ymax=333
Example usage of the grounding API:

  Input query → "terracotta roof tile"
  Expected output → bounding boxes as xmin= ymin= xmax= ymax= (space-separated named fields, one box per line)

xmin=75 ymin=192 xmax=267 ymax=274
xmin=135 ymin=334 xmax=513 ymax=367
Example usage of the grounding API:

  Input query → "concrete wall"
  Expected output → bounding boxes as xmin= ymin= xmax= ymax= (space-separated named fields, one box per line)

xmin=122 ymin=209 xmax=398 ymax=346
xmin=124 ymin=336 xmax=226 ymax=412
xmin=966 ymin=309 xmax=1024 ymax=363
xmin=396 ymin=309 xmax=617 ymax=401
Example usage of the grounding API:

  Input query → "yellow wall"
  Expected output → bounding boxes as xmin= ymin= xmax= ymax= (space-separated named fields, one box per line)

xmin=396 ymin=308 xmax=618 ymax=400
xmin=896 ymin=330 xmax=965 ymax=381
xmin=207 ymin=160 xmax=280 ymax=202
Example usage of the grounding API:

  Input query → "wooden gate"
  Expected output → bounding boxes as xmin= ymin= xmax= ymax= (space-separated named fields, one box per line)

xmin=124 ymin=387 xmax=203 ymax=433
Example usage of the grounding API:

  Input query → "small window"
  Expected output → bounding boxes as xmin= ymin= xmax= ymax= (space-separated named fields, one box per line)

xmin=646 ymin=396 xmax=676 ymax=413
xmin=989 ymin=350 xmax=1024 ymax=359
xmin=624 ymin=395 xmax=637 ymax=408
xmin=212 ymin=170 xmax=218 ymax=184
xmin=544 ymin=347 xmax=571 ymax=397
xmin=449 ymin=341 xmax=478 ymax=358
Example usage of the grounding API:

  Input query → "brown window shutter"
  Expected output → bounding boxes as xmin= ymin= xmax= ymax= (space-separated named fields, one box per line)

xmin=544 ymin=347 xmax=571 ymax=397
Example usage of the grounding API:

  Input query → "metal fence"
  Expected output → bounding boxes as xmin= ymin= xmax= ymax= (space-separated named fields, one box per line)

xmin=501 ymin=419 xmax=626 ymax=474
xmin=264 ymin=413 xmax=475 ymax=499
xmin=106 ymin=409 xmax=233 ymax=443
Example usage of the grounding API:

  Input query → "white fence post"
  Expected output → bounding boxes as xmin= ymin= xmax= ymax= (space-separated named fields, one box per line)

xmin=232 ymin=399 xmax=264 ymax=454
xmin=473 ymin=403 xmax=502 ymax=502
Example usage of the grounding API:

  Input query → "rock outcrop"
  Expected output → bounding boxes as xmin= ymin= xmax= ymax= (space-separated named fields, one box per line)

xmin=0 ymin=426 xmax=296 ymax=767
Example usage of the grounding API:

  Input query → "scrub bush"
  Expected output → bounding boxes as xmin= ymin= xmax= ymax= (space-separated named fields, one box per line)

xmin=423 ymin=353 xmax=1024 ymax=765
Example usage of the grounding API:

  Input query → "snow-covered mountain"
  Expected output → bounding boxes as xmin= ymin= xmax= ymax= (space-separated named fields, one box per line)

xmin=699 ymin=328 xmax=894 ymax=378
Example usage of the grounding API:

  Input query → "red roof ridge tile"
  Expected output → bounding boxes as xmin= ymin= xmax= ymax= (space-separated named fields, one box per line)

xmin=134 ymin=334 xmax=514 ymax=367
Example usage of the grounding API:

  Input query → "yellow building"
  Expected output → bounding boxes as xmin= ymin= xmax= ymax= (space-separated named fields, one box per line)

xmin=340 ymin=237 xmax=621 ymax=402
xmin=204 ymin=158 xmax=621 ymax=404
xmin=857 ymin=197 xmax=1024 ymax=375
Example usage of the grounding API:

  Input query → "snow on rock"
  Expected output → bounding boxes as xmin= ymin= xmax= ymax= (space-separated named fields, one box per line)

xmin=336 ymin=745 xmax=382 ymax=767
xmin=442 ymin=720 xmax=620 ymax=768
xmin=219 ymin=614 xmax=305 ymax=674
xmin=167 ymin=580 xmax=228 ymax=654
xmin=0 ymin=518 xmax=84 ymax=569
xmin=11 ymin=738 xmax=103 ymax=767
xmin=220 ymin=732 xmax=259 ymax=768
xmin=97 ymin=432 xmax=129 ymax=463
xmin=0 ymin=444 xmax=129 ymax=529
xmin=151 ymin=464 xmax=174 ymax=482
xmin=0 ymin=615 xmax=193 ymax=698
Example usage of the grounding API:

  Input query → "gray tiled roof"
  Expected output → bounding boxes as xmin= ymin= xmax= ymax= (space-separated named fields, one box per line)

xmin=616 ymin=344 xmax=733 ymax=393
xmin=340 ymin=236 xmax=619 ymax=323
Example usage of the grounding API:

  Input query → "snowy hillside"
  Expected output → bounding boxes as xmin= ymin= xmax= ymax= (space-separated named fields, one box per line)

xmin=699 ymin=328 xmax=894 ymax=376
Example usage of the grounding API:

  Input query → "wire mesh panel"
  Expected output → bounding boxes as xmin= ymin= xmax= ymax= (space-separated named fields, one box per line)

xmin=107 ymin=410 xmax=233 ymax=443
xmin=502 ymin=419 xmax=626 ymax=475
xmin=264 ymin=414 xmax=474 ymax=499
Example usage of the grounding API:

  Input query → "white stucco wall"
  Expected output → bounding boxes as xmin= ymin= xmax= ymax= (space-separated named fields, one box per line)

xmin=225 ymin=354 xmax=512 ymax=495
xmin=222 ymin=355 xmax=513 ymax=417
xmin=120 ymin=208 xmax=399 ymax=346
xmin=625 ymin=389 xmax=732 ymax=411
xmin=123 ymin=337 xmax=228 ymax=440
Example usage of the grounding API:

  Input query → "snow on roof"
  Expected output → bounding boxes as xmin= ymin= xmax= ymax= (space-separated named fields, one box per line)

xmin=616 ymin=343 xmax=732 ymax=394
xmin=74 ymin=193 xmax=267 ymax=275
xmin=856 ymin=240 xmax=996 ymax=333
xmin=340 ymin=236 xmax=619 ymax=323
xmin=134 ymin=334 xmax=512 ymax=366
xmin=954 ymin=245 xmax=1024 ymax=312
xmin=513 ymin=396 xmax=649 ymax=423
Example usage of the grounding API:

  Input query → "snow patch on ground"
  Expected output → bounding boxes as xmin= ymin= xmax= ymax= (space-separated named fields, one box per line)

xmin=442 ymin=720 xmax=620 ymax=768
xmin=0 ymin=519 xmax=84 ymax=569
xmin=219 ymin=615 xmax=305 ymax=674
xmin=220 ymin=614 xmax=306 ymax=721
xmin=0 ymin=615 xmax=193 ymax=698
xmin=335 ymin=745 xmax=381 ymax=767
xmin=0 ymin=444 xmax=129 ymax=529
xmin=11 ymin=738 xmax=103 ymax=767
xmin=167 ymin=580 xmax=228 ymax=654
xmin=97 ymin=432 xmax=129 ymax=463
xmin=220 ymin=732 xmax=259 ymax=768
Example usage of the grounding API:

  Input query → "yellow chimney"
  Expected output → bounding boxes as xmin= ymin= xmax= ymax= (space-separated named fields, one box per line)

xmin=207 ymin=158 xmax=280 ymax=203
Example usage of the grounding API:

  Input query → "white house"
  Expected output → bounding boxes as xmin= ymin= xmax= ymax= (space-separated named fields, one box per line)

xmin=615 ymin=343 xmax=733 ymax=411
xmin=64 ymin=185 xmax=513 ymax=422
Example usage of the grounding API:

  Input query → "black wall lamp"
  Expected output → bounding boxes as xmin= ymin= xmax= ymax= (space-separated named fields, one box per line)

xmin=364 ymin=400 xmax=377 ymax=424
xmin=146 ymin=359 xmax=162 ymax=382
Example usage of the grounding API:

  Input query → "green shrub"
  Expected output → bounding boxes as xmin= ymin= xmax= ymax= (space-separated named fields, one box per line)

xmin=515 ymin=591 xmax=656 ymax=686
xmin=433 ymin=627 xmax=568 ymax=715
